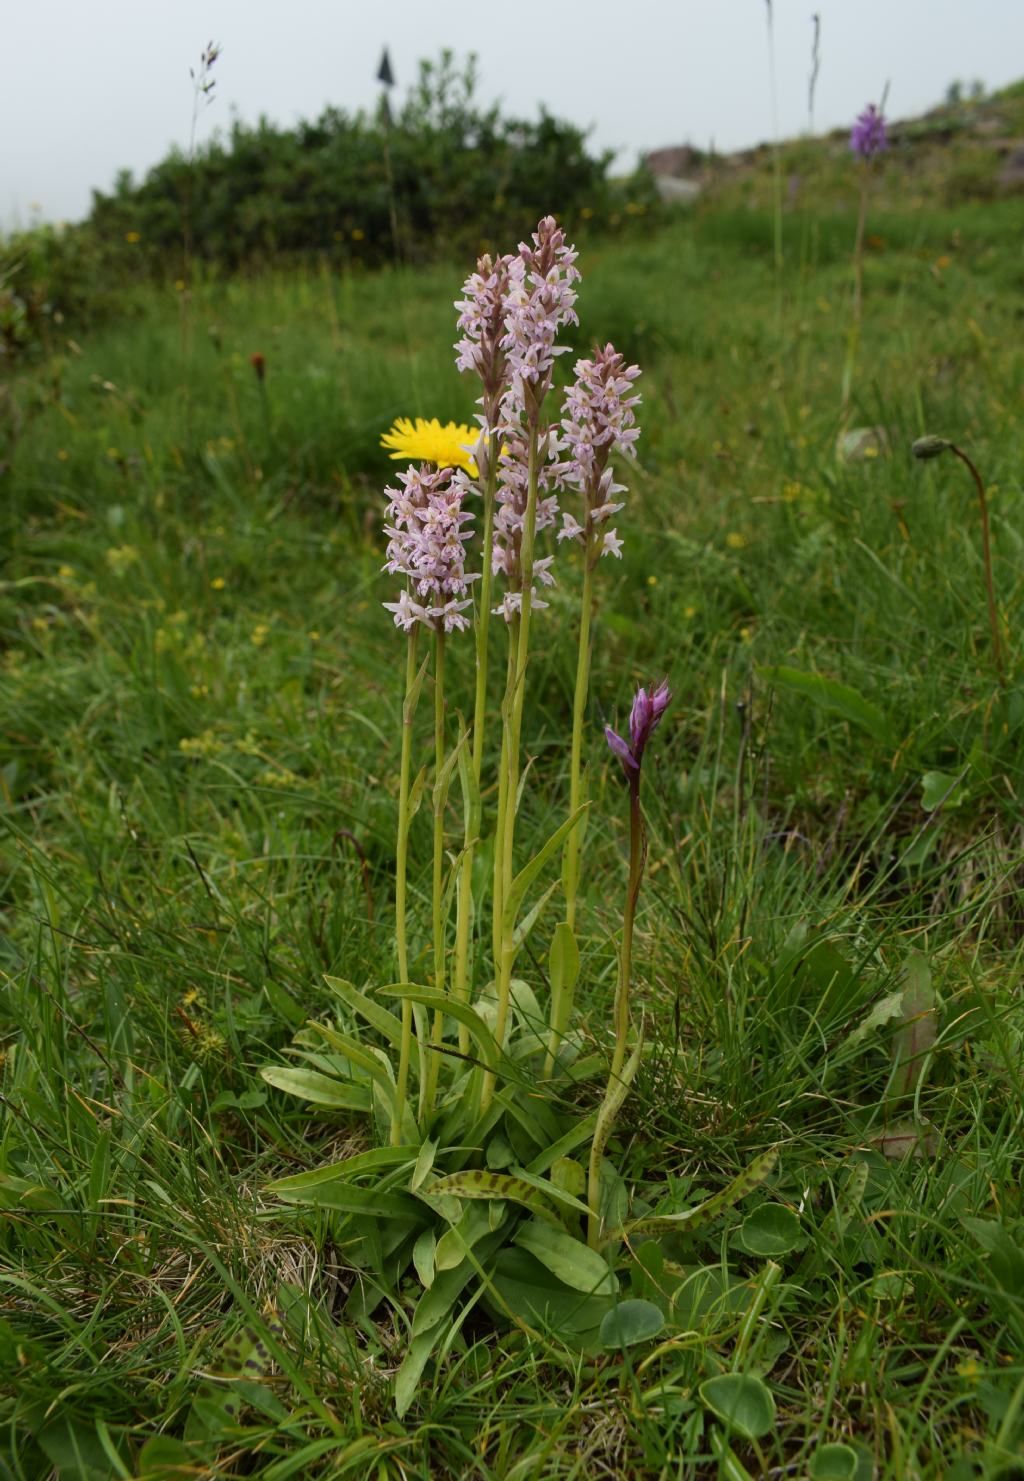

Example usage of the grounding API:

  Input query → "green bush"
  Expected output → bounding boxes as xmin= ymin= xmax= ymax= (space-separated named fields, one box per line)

xmin=0 ymin=52 xmax=656 ymax=361
xmin=87 ymin=51 xmax=653 ymax=274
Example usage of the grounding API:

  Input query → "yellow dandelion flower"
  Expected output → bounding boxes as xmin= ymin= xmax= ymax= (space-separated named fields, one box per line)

xmin=726 ymin=531 xmax=747 ymax=550
xmin=381 ymin=417 xmax=478 ymax=475
xmin=210 ymin=577 xmax=226 ymax=590
xmin=124 ymin=231 xmax=141 ymax=244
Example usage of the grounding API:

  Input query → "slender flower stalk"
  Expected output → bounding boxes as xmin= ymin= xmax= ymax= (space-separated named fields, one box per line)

xmin=391 ymin=625 xmax=420 ymax=1144
xmin=451 ymin=254 xmax=512 ymax=1044
xmin=424 ymin=629 xmax=447 ymax=1115
xmin=381 ymin=463 xmax=475 ymax=1126
xmin=844 ymin=102 xmax=887 ymax=410
xmin=588 ymin=680 xmax=670 ymax=1245
xmin=481 ymin=217 xmax=579 ymax=1109
xmin=912 ymin=436 xmax=1006 ymax=686
xmin=544 ymin=345 xmax=641 ymax=1075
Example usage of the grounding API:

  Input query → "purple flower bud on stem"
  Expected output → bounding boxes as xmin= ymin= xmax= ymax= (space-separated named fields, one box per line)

xmin=606 ymin=680 xmax=671 ymax=779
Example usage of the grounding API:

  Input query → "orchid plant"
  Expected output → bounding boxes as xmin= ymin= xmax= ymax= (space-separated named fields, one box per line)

xmin=262 ymin=218 xmax=775 ymax=1412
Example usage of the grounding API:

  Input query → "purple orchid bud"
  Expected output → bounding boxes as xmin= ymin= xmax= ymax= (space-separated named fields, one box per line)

xmin=606 ymin=680 xmax=671 ymax=778
xmin=628 ymin=679 xmax=671 ymax=764
xmin=605 ymin=724 xmax=638 ymax=775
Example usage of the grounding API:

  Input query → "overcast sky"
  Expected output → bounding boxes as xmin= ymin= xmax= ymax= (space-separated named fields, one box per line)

xmin=5 ymin=0 xmax=1024 ymax=229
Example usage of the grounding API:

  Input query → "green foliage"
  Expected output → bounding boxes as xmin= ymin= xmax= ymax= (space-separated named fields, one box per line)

xmin=1 ymin=50 xmax=654 ymax=365
xmin=2 ymin=181 xmax=1024 ymax=1474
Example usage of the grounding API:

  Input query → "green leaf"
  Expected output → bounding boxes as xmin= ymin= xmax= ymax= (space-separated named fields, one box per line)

xmin=547 ymin=921 xmax=580 ymax=1051
xmin=304 ymin=1022 xmax=396 ymax=1088
xmin=435 ymin=1202 xmax=503 ymax=1273
xmin=699 ymin=1373 xmax=776 ymax=1440
xmin=413 ymin=1229 xmax=436 ymax=1289
xmin=759 ymin=665 xmax=890 ymax=744
xmin=325 ymin=976 xmax=404 ymax=1049
xmin=590 ymin=1034 xmax=644 ymax=1190
xmin=457 ymin=723 xmax=481 ymax=840
xmin=599 ymin=1298 xmax=664 ymax=1349
xmin=549 ymin=921 xmax=579 ymax=1000
xmin=411 ymin=1138 xmax=438 ymax=1193
xmin=265 ymin=1145 xmax=417 ymax=1195
xmin=962 ymin=1217 xmax=1024 ymax=1295
xmin=920 ymin=770 xmax=966 ymax=811
xmin=486 ymin=1246 xmax=614 ymax=1343
xmin=138 ymin=1436 xmax=199 ymax=1475
xmin=808 ymin=1442 xmax=860 ymax=1480
xmin=428 ymin=1170 xmax=560 ymax=1225
xmin=735 ymin=1204 xmax=805 ymax=1258
xmin=622 ymin=1148 xmax=779 ymax=1240
xmin=432 ymin=729 xmax=470 ymax=817
xmin=36 ymin=1414 xmax=123 ymax=1481
xmin=512 ymin=880 xmax=559 ymax=952
xmin=381 ymin=987 xmax=501 ymax=1071
xmin=394 ymin=1327 xmax=438 ymax=1418
xmin=259 ymin=1067 xmax=372 ymax=1111
xmin=407 ymin=764 xmax=429 ymax=822
xmin=843 ymin=989 xmax=908 ymax=1053
xmin=892 ymin=952 xmax=937 ymax=1100
xmin=502 ymin=804 xmax=589 ymax=936
xmin=525 ymin=1111 xmax=598 ymax=1176
xmin=514 ymin=1219 xmax=618 ymax=1297
xmin=410 ymin=1229 xmax=505 ymax=1339
xmin=269 ymin=1180 xmax=423 ymax=1220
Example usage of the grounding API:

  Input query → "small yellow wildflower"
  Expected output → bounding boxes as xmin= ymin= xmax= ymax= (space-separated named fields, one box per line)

xmin=179 ymin=730 xmax=223 ymax=759
xmin=381 ymin=417 xmax=478 ymax=475
xmin=105 ymin=544 xmax=140 ymax=575
xmin=351 ymin=227 xmax=365 ymax=241
xmin=308 ymin=630 xmax=321 ymax=642
xmin=58 ymin=565 xmax=75 ymax=579
xmin=647 ymin=575 xmax=658 ymax=587
xmin=174 ymin=279 xmax=186 ymax=292
xmin=57 ymin=449 xmax=69 ymax=462
xmin=251 ymin=624 xmax=269 ymax=646
xmin=726 ymin=531 xmax=747 ymax=550
xmin=684 ymin=605 xmax=697 ymax=620
xmin=210 ymin=577 xmax=226 ymax=590
xmin=124 ymin=231 xmax=141 ymax=244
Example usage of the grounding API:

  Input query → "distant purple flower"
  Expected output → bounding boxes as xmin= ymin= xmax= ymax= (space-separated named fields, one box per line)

xmin=382 ymin=464 xmax=477 ymax=632
xmin=556 ymin=343 xmax=641 ymax=562
xmin=850 ymin=104 xmax=887 ymax=160
xmin=605 ymin=680 xmax=671 ymax=776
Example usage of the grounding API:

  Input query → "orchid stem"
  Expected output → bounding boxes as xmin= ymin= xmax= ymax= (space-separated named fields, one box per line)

xmin=949 ymin=443 xmax=1006 ymax=687
xmin=424 ymin=628 xmax=446 ymax=1116
xmin=612 ymin=774 xmax=645 ymax=1083
xmin=543 ymin=551 xmax=594 ymax=1077
xmin=391 ymin=626 xmax=420 ymax=1144
xmin=452 ymin=451 xmax=499 ymax=1050
xmin=482 ymin=424 xmax=540 ymax=1110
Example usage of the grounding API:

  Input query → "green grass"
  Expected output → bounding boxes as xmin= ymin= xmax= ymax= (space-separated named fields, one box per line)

xmin=2 ymin=197 xmax=1024 ymax=1479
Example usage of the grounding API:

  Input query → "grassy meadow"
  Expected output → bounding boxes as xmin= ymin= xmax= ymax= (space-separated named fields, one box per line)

xmin=2 ymin=189 xmax=1024 ymax=1480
